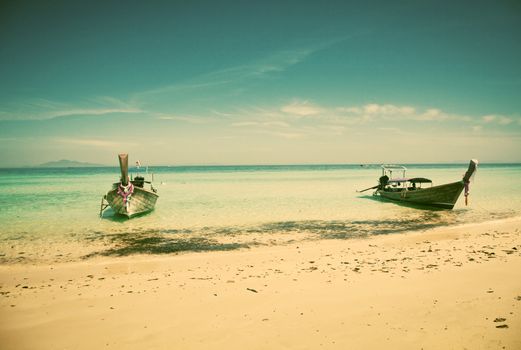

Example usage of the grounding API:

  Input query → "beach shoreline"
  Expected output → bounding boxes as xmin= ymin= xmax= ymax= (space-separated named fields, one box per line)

xmin=1 ymin=217 xmax=520 ymax=349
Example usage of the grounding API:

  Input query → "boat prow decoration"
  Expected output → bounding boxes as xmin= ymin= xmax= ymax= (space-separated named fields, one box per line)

xmin=462 ymin=159 xmax=479 ymax=205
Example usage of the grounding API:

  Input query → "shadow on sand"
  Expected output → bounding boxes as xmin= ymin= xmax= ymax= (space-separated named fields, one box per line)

xmin=84 ymin=231 xmax=247 ymax=258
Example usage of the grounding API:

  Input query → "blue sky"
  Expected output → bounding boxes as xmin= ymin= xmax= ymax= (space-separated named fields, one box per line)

xmin=1 ymin=0 xmax=520 ymax=166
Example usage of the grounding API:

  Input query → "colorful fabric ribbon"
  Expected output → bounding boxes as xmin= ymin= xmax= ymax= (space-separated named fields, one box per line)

xmin=117 ymin=182 xmax=134 ymax=210
xmin=464 ymin=181 xmax=470 ymax=205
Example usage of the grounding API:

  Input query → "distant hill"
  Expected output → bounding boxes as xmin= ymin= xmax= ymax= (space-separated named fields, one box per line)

xmin=38 ymin=159 xmax=105 ymax=168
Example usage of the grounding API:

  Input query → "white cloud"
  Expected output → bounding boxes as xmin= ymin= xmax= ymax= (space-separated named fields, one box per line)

xmin=362 ymin=104 xmax=416 ymax=116
xmin=238 ymin=102 xmax=513 ymax=131
xmin=337 ymin=106 xmax=362 ymax=114
xmin=417 ymin=108 xmax=448 ymax=121
xmin=215 ymin=101 xmax=519 ymax=145
xmin=211 ymin=110 xmax=237 ymax=117
xmin=221 ymin=102 xmax=455 ymax=141
xmin=155 ymin=114 xmax=209 ymax=124
xmin=482 ymin=114 xmax=513 ymax=125
xmin=281 ymin=100 xmax=322 ymax=116
xmin=330 ymin=103 xmax=454 ymax=124
xmin=482 ymin=115 xmax=496 ymax=123
xmin=363 ymin=104 xmax=381 ymax=114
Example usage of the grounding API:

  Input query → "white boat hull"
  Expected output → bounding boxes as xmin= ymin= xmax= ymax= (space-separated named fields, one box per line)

xmin=105 ymin=185 xmax=159 ymax=218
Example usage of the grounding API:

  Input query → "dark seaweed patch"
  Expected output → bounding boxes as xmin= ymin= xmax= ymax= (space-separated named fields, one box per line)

xmin=84 ymin=233 xmax=245 ymax=258
xmin=81 ymin=207 xmax=512 ymax=259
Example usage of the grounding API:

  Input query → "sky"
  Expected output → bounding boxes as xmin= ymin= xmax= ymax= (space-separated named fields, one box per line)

xmin=1 ymin=0 xmax=520 ymax=166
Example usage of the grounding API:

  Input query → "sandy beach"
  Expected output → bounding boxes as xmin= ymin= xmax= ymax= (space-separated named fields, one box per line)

xmin=1 ymin=217 xmax=520 ymax=349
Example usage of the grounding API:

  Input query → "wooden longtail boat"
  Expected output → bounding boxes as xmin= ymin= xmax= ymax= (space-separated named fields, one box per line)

xmin=100 ymin=154 xmax=159 ymax=218
xmin=359 ymin=160 xmax=478 ymax=209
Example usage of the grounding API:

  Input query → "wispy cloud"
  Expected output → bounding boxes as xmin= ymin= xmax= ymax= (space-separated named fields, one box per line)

xmin=231 ymin=121 xmax=290 ymax=128
xmin=155 ymin=113 xmax=211 ymax=124
xmin=132 ymin=42 xmax=333 ymax=102
xmin=54 ymin=138 xmax=136 ymax=147
xmin=1 ymin=97 xmax=143 ymax=121
xmin=1 ymin=41 xmax=342 ymax=123
xmin=50 ymin=107 xmax=142 ymax=119
xmin=136 ymin=80 xmax=234 ymax=99
xmin=205 ymin=48 xmax=313 ymax=79
xmin=211 ymin=110 xmax=237 ymax=118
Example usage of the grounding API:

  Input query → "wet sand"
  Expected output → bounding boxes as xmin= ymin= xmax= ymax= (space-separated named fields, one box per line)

xmin=1 ymin=217 xmax=520 ymax=349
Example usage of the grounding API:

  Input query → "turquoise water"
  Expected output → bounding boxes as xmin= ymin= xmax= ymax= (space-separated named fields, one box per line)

xmin=0 ymin=164 xmax=520 ymax=263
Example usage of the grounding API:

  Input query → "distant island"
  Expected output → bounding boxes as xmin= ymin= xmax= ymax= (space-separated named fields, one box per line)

xmin=38 ymin=159 xmax=106 ymax=168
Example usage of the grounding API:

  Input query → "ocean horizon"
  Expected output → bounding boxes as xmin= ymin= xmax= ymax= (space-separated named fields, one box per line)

xmin=3 ymin=161 xmax=521 ymax=170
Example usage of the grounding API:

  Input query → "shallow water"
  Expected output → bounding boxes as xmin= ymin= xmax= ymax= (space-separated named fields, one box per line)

xmin=0 ymin=163 xmax=519 ymax=263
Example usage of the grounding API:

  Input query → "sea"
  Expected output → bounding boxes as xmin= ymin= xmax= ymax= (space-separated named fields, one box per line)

xmin=1 ymin=163 xmax=520 ymax=264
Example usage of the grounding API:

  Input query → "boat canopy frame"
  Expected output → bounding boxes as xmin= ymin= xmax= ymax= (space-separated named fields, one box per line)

xmin=380 ymin=165 xmax=433 ymax=189
xmin=381 ymin=164 xmax=407 ymax=179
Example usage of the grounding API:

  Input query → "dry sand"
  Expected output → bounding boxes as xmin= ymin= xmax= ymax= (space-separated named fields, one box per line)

xmin=1 ymin=217 xmax=520 ymax=349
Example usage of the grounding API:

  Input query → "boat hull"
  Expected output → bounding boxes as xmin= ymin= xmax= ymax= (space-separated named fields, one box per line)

xmin=105 ymin=186 xmax=159 ymax=218
xmin=376 ymin=181 xmax=465 ymax=209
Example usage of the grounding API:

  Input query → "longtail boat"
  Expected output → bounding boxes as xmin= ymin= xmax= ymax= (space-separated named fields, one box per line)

xmin=358 ymin=160 xmax=478 ymax=209
xmin=100 ymin=154 xmax=159 ymax=218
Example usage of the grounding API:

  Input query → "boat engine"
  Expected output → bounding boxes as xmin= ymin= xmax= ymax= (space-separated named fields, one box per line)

xmin=378 ymin=175 xmax=389 ymax=190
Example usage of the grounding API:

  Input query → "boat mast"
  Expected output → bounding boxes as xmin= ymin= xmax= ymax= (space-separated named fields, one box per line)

xmin=118 ymin=154 xmax=129 ymax=185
